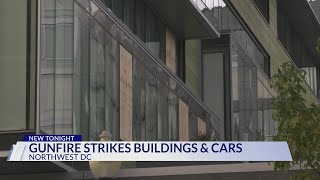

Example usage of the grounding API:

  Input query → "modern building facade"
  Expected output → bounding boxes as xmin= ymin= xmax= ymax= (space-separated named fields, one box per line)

xmin=0 ymin=0 xmax=320 ymax=179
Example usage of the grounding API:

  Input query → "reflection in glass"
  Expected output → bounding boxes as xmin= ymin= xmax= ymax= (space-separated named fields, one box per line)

xmin=105 ymin=33 xmax=120 ymax=141
xmin=100 ymin=0 xmax=165 ymax=61
xmin=145 ymin=77 xmax=158 ymax=140
xmin=220 ymin=5 xmax=269 ymax=76
xmin=89 ymin=19 xmax=105 ymax=140
xmin=74 ymin=6 xmax=120 ymax=140
xmin=41 ymin=0 xmax=218 ymax=144
xmin=168 ymin=91 xmax=179 ymax=141
xmin=54 ymin=75 xmax=72 ymax=134
xmin=40 ymin=0 xmax=74 ymax=134
xmin=158 ymin=84 xmax=169 ymax=140
xmin=41 ymin=2 xmax=120 ymax=139
xmin=302 ymin=67 xmax=318 ymax=95
xmin=203 ymin=52 xmax=225 ymax=137
xmin=192 ymin=0 xmax=224 ymax=32
xmin=231 ymin=36 xmax=275 ymax=141
xmin=73 ymin=3 xmax=90 ymax=139
xmin=40 ymin=75 xmax=54 ymax=134
xmin=133 ymin=60 xmax=179 ymax=141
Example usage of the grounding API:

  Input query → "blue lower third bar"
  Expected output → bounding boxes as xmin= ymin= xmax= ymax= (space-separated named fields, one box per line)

xmin=23 ymin=135 xmax=82 ymax=142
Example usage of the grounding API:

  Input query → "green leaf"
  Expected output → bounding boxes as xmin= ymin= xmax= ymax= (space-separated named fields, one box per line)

xmin=271 ymin=62 xmax=320 ymax=179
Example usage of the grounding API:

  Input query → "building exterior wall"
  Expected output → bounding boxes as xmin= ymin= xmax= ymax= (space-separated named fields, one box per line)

xmin=269 ymin=0 xmax=277 ymax=35
xmin=1 ymin=0 xmax=320 ymax=178
xmin=37 ymin=0 xmax=222 ymax=143
xmin=229 ymin=0 xmax=319 ymax=105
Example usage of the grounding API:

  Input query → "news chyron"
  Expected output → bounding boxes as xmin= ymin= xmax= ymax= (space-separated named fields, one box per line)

xmin=7 ymin=135 xmax=292 ymax=161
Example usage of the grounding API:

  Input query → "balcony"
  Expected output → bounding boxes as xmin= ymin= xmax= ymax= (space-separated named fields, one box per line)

xmin=146 ymin=0 xmax=220 ymax=39
xmin=192 ymin=0 xmax=225 ymax=34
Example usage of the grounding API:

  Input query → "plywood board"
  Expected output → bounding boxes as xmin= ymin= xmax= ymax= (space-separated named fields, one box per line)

xmin=179 ymin=99 xmax=189 ymax=141
xmin=166 ymin=28 xmax=177 ymax=74
xmin=120 ymin=45 xmax=133 ymax=141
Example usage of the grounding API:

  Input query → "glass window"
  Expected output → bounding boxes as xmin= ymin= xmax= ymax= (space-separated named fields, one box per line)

xmin=89 ymin=19 xmax=106 ymax=140
xmin=203 ymin=53 xmax=224 ymax=124
xmin=145 ymin=76 xmax=158 ymax=140
xmin=54 ymin=75 xmax=73 ymax=134
xmin=40 ymin=0 xmax=56 ymax=134
xmin=133 ymin=58 xmax=179 ymax=141
xmin=123 ymin=0 xmax=135 ymax=31
xmin=253 ymin=0 xmax=269 ymax=22
xmin=73 ymin=3 xmax=90 ymax=138
xmin=102 ymin=0 xmax=112 ymax=8
xmin=72 ymin=4 xmax=120 ymax=140
xmin=101 ymin=0 xmax=166 ymax=61
xmin=112 ymin=0 xmax=124 ymax=20
xmin=203 ymin=52 xmax=225 ymax=138
xmin=135 ymin=0 xmax=146 ymax=42
xmin=41 ymin=2 xmax=121 ymax=139
xmin=0 ymin=0 xmax=36 ymax=131
xmin=104 ymin=33 xmax=120 ymax=141
xmin=277 ymin=2 xmax=319 ymax=95
xmin=40 ymin=0 xmax=74 ymax=134
xmin=220 ymin=4 xmax=269 ymax=77
xmin=231 ymin=38 xmax=275 ymax=141
xmin=157 ymin=82 xmax=169 ymax=140
xmin=146 ymin=8 xmax=160 ymax=57
xmin=40 ymin=75 xmax=54 ymax=134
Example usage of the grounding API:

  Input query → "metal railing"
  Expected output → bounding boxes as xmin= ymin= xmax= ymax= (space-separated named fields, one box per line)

xmin=192 ymin=0 xmax=226 ymax=33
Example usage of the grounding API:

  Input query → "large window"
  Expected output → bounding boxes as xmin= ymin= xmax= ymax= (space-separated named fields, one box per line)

xmin=40 ymin=1 xmax=121 ymax=140
xmin=231 ymin=36 xmax=276 ymax=141
xmin=132 ymin=56 xmax=179 ymax=141
xmin=0 ymin=0 xmax=37 ymax=131
xmin=203 ymin=52 xmax=225 ymax=137
xmin=101 ymin=0 xmax=166 ymax=62
xmin=40 ymin=0 xmax=220 ymax=143
xmin=277 ymin=3 xmax=319 ymax=97
xmin=40 ymin=0 xmax=74 ymax=134
xmin=220 ymin=4 xmax=270 ymax=77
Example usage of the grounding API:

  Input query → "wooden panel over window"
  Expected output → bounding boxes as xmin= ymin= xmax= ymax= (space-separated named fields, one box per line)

xmin=120 ymin=45 xmax=133 ymax=141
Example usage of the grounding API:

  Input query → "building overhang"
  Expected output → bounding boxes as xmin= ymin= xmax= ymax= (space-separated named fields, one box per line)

xmin=278 ymin=0 xmax=320 ymax=62
xmin=146 ymin=0 xmax=220 ymax=39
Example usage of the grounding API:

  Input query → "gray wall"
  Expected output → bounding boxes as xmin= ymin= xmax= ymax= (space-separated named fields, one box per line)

xmin=0 ymin=0 xmax=27 ymax=131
